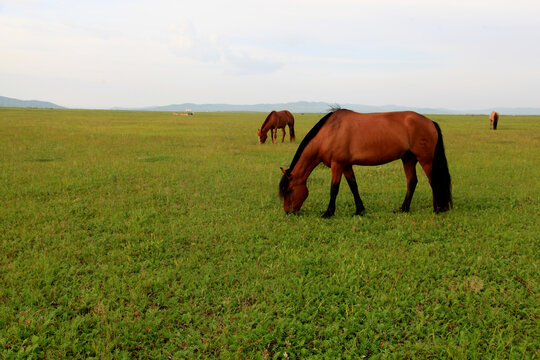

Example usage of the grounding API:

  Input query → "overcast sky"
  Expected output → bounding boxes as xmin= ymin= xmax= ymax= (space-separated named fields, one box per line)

xmin=1 ymin=0 xmax=539 ymax=109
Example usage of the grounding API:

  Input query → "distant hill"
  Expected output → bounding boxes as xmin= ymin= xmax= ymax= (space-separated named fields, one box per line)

xmin=2 ymin=96 xmax=538 ymax=114
xmin=121 ymin=101 xmax=540 ymax=115
xmin=0 ymin=96 xmax=64 ymax=109
xmin=121 ymin=101 xmax=457 ymax=114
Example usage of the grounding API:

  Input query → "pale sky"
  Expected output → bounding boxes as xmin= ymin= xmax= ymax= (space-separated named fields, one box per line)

xmin=1 ymin=0 xmax=539 ymax=110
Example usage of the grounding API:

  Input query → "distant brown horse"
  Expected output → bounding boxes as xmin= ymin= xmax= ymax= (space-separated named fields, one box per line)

xmin=258 ymin=110 xmax=295 ymax=144
xmin=279 ymin=109 xmax=452 ymax=217
xmin=490 ymin=111 xmax=499 ymax=130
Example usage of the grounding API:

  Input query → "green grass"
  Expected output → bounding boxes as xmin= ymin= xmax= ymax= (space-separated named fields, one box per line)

xmin=0 ymin=108 xmax=538 ymax=359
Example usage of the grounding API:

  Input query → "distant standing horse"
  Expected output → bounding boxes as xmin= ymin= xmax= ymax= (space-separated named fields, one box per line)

xmin=490 ymin=111 xmax=499 ymax=130
xmin=279 ymin=109 xmax=452 ymax=217
xmin=258 ymin=110 xmax=295 ymax=144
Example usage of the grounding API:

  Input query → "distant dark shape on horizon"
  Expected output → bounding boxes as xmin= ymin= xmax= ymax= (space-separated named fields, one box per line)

xmin=490 ymin=111 xmax=499 ymax=130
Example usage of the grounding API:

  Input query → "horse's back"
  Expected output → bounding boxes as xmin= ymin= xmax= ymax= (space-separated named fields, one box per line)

xmin=275 ymin=110 xmax=294 ymax=127
xmin=315 ymin=110 xmax=437 ymax=165
xmin=322 ymin=110 xmax=434 ymax=144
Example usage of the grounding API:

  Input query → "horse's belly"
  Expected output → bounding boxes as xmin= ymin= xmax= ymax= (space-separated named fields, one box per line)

xmin=348 ymin=137 xmax=408 ymax=166
xmin=350 ymin=149 xmax=406 ymax=166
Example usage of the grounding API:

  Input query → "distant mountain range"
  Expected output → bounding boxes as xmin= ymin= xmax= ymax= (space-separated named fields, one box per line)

xmin=115 ymin=101 xmax=540 ymax=115
xmin=2 ymin=96 xmax=539 ymax=114
xmin=0 ymin=96 xmax=65 ymax=109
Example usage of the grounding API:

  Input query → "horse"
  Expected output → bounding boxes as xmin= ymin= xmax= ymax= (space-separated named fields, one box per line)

xmin=258 ymin=110 xmax=295 ymax=144
xmin=490 ymin=111 xmax=499 ymax=130
xmin=279 ymin=109 xmax=452 ymax=217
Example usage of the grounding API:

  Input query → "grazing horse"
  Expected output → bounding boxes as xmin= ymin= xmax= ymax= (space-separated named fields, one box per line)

xmin=490 ymin=111 xmax=499 ymax=130
xmin=279 ymin=109 xmax=452 ymax=217
xmin=258 ymin=110 xmax=295 ymax=144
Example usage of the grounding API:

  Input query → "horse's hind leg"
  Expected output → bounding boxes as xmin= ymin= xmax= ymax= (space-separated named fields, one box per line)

xmin=344 ymin=166 xmax=365 ymax=216
xmin=322 ymin=163 xmax=344 ymax=218
xmin=417 ymin=155 xmax=437 ymax=211
xmin=400 ymin=152 xmax=418 ymax=212
xmin=281 ymin=128 xmax=286 ymax=142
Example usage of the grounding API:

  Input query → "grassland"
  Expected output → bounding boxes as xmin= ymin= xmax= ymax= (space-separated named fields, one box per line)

xmin=0 ymin=108 xmax=538 ymax=359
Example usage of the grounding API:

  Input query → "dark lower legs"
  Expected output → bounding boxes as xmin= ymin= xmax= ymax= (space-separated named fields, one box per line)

xmin=344 ymin=166 xmax=365 ymax=216
xmin=322 ymin=164 xmax=364 ymax=218
xmin=320 ymin=152 xmax=430 ymax=216
xmin=322 ymin=182 xmax=340 ymax=218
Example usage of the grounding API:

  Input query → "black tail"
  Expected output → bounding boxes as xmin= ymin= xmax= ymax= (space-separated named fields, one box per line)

xmin=431 ymin=122 xmax=452 ymax=213
xmin=289 ymin=117 xmax=296 ymax=141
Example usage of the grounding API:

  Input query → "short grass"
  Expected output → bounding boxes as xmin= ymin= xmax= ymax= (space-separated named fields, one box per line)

xmin=0 ymin=108 xmax=538 ymax=359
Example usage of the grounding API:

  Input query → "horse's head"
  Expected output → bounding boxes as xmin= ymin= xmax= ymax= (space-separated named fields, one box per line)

xmin=279 ymin=167 xmax=308 ymax=214
xmin=258 ymin=129 xmax=267 ymax=144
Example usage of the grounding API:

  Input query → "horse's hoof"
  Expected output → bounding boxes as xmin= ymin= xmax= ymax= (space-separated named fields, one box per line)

xmin=354 ymin=210 xmax=365 ymax=216
xmin=321 ymin=212 xmax=334 ymax=218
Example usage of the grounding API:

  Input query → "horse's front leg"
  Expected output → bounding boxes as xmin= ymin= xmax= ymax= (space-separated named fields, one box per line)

xmin=343 ymin=166 xmax=365 ymax=216
xmin=271 ymin=128 xmax=275 ymax=143
xmin=322 ymin=163 xmax=344 ymax=218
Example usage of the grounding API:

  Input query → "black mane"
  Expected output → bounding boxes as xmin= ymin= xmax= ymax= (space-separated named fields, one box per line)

xmin=261 ymin=111 xmax=275 ymax=129
xmin=279 ymin=111 xmax=336 ymax=199
xmin=288 ymin=111 xmax=335 ymax=171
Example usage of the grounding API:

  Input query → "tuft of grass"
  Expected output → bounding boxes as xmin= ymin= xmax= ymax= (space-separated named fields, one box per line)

xmin=138 ymin=155 xmax=174 ymax=162
xmin=0 ymin=108 xmax=538 ymax=359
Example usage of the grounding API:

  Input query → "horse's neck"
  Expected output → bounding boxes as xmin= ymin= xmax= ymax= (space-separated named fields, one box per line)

xmin=261 ymin=113 xmax=275 ymax=132
xmin=291 ymin=145 xmax=319 ymax=185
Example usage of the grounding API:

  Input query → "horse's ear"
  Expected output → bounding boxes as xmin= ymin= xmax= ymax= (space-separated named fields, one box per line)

xmin=280 ymin=167 xmax=286 ymax=175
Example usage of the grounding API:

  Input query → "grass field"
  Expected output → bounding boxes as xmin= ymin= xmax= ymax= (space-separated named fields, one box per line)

xmin=0 ymin=108 xmax=538 ymax=359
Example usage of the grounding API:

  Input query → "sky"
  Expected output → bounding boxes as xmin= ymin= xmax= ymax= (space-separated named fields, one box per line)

xmin=1 ymin=0 xmax=539 ymax=110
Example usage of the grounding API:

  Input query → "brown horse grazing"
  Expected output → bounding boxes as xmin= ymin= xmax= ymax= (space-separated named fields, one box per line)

xmin=279 ymin=109 xmax=452 ymax=217
xmin=490 ymin=111 xmax=499 ymax=130
xmin=258 ymin=110 xmax=295 ymax=144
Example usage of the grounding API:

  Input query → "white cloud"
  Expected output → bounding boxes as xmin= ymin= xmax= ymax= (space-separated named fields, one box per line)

xmin=167 ymin=22 xmax=285 ymax=75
